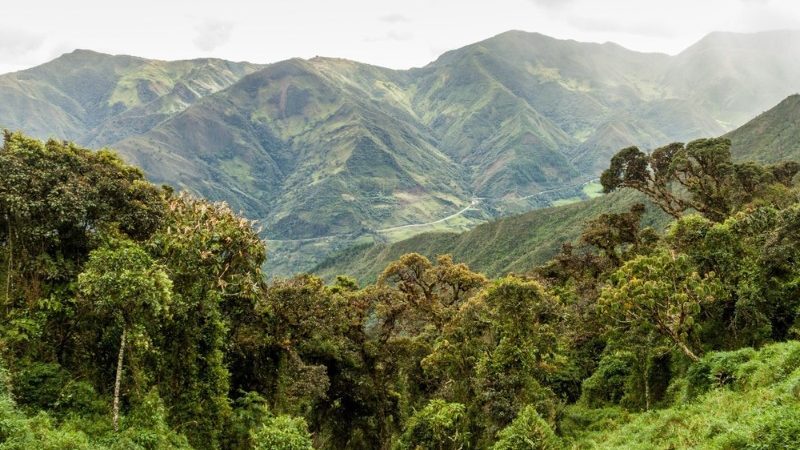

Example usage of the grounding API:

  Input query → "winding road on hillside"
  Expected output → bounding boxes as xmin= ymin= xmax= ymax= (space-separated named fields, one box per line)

xmin=264 ymin=178 xmax=599 ymax=243
xmin=375 ymin=199 xmax=481 ymax=233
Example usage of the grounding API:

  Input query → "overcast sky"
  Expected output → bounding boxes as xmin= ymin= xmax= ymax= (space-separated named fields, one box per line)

xmin=2 ymin=0 xmax=800 ymax=74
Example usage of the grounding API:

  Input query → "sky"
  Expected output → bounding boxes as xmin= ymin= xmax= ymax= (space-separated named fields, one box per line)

xmin=1 ymin=0 xmax=800 ymax=74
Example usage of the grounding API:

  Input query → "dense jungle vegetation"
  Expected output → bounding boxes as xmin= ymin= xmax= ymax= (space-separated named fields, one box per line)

xmin=2 ymin=130 xmax=800 ymax=449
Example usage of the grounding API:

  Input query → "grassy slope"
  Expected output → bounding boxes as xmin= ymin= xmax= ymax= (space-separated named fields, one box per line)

xmin=4 ymin=31 xmax=800 ymax=275
xmin=314 ymin=92 xmax=800 ymax=282
xmin=727 ymin=94 xmax=800 ymax=163
xmin=566 ymin=341 xmax=800 ymax=449
xmin=314 ymin=189 xmax=668 ymax=283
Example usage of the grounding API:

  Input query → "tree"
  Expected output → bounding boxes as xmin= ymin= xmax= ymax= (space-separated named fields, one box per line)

xmin=580 ymin=203 xmax=652 ymax=266
xmin=601 ymin=143 xmax=686 ymax=218
xmin=77 ymin=238 xmax=172 ymax=431
xmin=379 ymin=253 xmax=487 ymax=331
xmin=253 ymin=274 xmax=334 ymax=414
xmin=147 ymin=193 xmax=266 ymax=446
xmin=0 ymin=132 xmax=165 ymax=299
xmin=600 ymin=248 xmax=720 ymax=361
xmin=252 ymin=415 xmax=314 ymax=450
xmin=0 ymin=131 xmax=165 ymax=364
xmin=601 ymin=138 xmax=799 ymax=222
xmin=491 ymin=405 xmax=560 ymax=450
xmin=424 ymin=277 xmax=563 ymax=443
xmin=397 ymin=400 xmax=470 ymax=450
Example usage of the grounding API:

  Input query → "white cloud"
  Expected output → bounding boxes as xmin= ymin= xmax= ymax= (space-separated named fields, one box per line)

xmin=0 ymin=29 xmax=44 ymax=57
xmin=379 ymin=14 xmax=411 ymax=24
xmin=193 ymin=20 xmax=234 ymax=52
xmin=0 ymin=0 xmax=798 ymax=73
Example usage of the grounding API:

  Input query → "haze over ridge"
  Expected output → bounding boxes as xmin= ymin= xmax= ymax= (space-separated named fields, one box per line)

xmin=2 ymin=29 xmax=799 ymax=274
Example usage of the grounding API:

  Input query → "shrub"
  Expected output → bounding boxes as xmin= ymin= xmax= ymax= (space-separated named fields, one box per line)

xmin=112 ymin=390 xmax=192 ymax=449
xmin=252 ymin=415 xmax=314 ymax=450
xmin=736 ymin=341 xmax=800 ymax=389
xmin=396 ymin=400 xmax=470 ymax=450
xmin=745 ymin=406 xmax=800 ymax=450
xmin=557 ymin=405 xmax=629 ymax=440
xmin=685 ymin=347 xmax=757 ymax=398
xmin=492 ymin=405 xmax=560 ymax=450
xmin=12 ymin=362 xmax=69 ymax=410
xmin=56 ymin=381 xmax=106 ymax=416
xmin=580 ymin=351 xmax=635 ymax=408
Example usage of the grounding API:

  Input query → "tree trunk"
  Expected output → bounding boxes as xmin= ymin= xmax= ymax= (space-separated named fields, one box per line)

xmin=113 ymin=327 xmax=127 ymax=432
xmin=643 ymin=359 xmax=650 ymax=411
xmin=661 ymin=324 xmax=701 ymax=362
xmin=5 ymin=219 xmax=12 ymax=306
xmin=675 ymin=338 xmax=700 ymax=362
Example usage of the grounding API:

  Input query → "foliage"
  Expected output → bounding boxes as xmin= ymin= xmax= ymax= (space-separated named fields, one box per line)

xmin=569 ymin=342 xmax=800 ymax=449
xmin=78 ymin=238 xmax=173 ymax=329
xmin=491 ymin=405 xmax=560 ymax=450
xmin=579 ymin=351 xmax=636 ymax=408
xmin=601 ymin=138 xmax=798 ymax=221
xmin=396 ymin=400 xmax=469 ymax=450
xmin=600 ymin=248 xmax=721 ymax=361
xmin=2 ymin=129 xmax=800 ymax=449
xmin=251 ymin=415 xmax=314 ymax=450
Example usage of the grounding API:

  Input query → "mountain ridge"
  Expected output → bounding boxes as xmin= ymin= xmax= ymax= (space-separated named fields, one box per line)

xmin=2 ymin=29 xmax=800 ymax=274
xmin=314 ymin=93 xmax=800 ymax=282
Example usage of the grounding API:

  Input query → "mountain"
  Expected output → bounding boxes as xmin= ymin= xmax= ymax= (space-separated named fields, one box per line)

xmin=0 ymin=50 xmax=262 ymax=144
xmin=665 ymin=31 xmax=800 ymax=128
xmin=314 ymin=189 xmax=665 ymax=283
xmin=727 ymin=94 xmax=800 ymax=163
xmin=314 ymin=94 xmax=800 ymax=281
xmin=2 ymin=31 xmax=800 ymax=275
xmin=116 ymin=58 xmax=471 ymax=234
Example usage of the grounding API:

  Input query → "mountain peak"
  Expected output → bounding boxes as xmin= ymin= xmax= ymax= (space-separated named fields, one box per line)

xmin=57 ymin=48 xmax=116 ymax=60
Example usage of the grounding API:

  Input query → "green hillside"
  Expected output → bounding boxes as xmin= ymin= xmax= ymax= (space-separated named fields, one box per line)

xmin=3 ymin=31 xmax=800 ymax=275
xmin=727 ymin=93 xmax=800 ymax=163
xmin=315 ymin=93 xmax=800 ymax=282
xmin=118 ymin=58 xmax=471 ymax=236
xmin=0 ymin=50 xmax=261 ymax=143
xmin=314 ymin=189 xmax=667 ymax=283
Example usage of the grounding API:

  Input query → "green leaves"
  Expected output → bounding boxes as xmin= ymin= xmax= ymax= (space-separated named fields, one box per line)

xmin=251 ymin=415 xmax=314 ymax=450
xmin=397 ymin=400 xmax=469 ymax=450
xmin=601 ymin=138 xmax=798 ymax=222
xmin=600 ymin=248 xmax=720 ymax=361
xmin=78 ymin=238 xmax=172 ymax=326
xmin=492 ymin=405 xmax=560 ymax=450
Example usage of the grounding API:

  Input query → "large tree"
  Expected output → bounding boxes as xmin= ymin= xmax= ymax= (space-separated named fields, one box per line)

xmin=601 ymin=138 xmax=799 ymax=221
xmin=77 ymin=238 xmax=172 ymax=431
xmin=599 ymin=248 xmax=720 ymax=362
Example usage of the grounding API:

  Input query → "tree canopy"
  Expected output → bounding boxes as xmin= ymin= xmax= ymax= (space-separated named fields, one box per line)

xmin=1 ymin=131 xmax=800 ymax=448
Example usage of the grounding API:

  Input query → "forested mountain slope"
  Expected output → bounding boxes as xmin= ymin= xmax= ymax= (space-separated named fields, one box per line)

xmin=2 ymin=30 xmax=800 ymax=274
xmin=728 ymin=93 xmax=800 ymax=163
xmin=316 ymin=94 xmax=800 ymax=281
xmin=314 ymin=189 xmax=664 ymax=283
xmin=2 ymin=128 xmax=800 ymax=448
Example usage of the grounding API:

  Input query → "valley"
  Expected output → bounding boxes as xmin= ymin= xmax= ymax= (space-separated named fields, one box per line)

xmin=2 ymin=31 xmax=800 ymax=275
xmin=2 ymin=10 xmax=800 ymax=446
